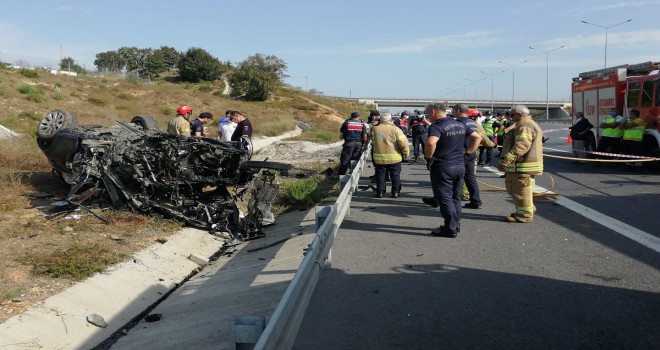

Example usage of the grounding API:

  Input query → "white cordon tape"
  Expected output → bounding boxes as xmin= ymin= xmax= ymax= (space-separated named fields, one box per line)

xmin=584 ymin=150 xmax=660 ymax=159
xmin=541 ymin=127 xmax=570 ymax=134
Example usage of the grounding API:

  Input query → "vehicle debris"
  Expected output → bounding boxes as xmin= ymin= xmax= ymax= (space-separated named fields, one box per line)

xmin=36 ymin=109 xmax=292 ymax=241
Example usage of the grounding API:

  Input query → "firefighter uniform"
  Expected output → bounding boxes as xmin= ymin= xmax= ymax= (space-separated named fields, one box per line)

xmin=372 ymin=117 xmax=409 ymax=197
xmin=498 ymin=110 xmax=543 ymax=223
xmin=409 ymin=114 xmax=429 ymax=160
xmin=338 ymin=112 xmax=367 ymax=175
xmin=167 ymin=115 xmax=191 ymax=136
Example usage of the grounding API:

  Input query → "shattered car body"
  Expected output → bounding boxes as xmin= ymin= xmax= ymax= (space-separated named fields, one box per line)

xmin=36 ymin=109 xmax=291 ymax=239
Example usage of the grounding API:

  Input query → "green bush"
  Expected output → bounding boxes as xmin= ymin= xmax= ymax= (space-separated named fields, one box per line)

xmin=52 ymin=92 xmax=65 ymax=101
xmin=18 ymin=85 xmax=33 ymax=94
xmin=27 ymin=90 xmax=46 ymax=103
xmin=0 ymin=86 xmax=5 ymax=96
xmin=198 ymin=81 xmax=213 ymax=92
xmin=314 ymin=133 xmax=333 ymax=142
xmin=161 ymin=107 xmax=174 ymax=116
xmin=282 ymin=177 xmax=319 ymax=203
xmin=55 ymin=82 xmax=63 ymax=89
xmin=19 ymin=69 xmax=38 ymax=78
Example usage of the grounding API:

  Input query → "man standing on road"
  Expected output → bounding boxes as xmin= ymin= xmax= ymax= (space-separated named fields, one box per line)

xmin=497 ymin=105 xmax=543 ymax=223
xmin=424 ymin=102 xmax=481 ymax=237
xmin=220 ymin=117 xmax=237 ymax=141
xmin=230 ymin=111 xmax=253 ymax=141
xmin=479 ymin=111 xmax=497 ymax=166
xmin=409 ymin=110 xmax=430 ymax=161
xmin=456 ymin=104 xmax=483 ymax=209
xmin=167 ymin=105 xmax=193 ymax=136
xmin=372 ymin=113 xmax=409 ymax=198
xmin=338 ymin=112 xmax=368 ymax=175
xmin=569 ymin=111 xmax=594 ymax=161
xmin=620 ymin=109 xmax=646 ymax=168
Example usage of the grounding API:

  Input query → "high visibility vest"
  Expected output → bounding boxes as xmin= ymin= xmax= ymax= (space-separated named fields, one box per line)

xmin=601 ymin=115 xmax=624 ymax=138
xmin=482 ymin=119 xmax=495 ymax=137
xmin=623 ymin=122 xmax=645 ymax=141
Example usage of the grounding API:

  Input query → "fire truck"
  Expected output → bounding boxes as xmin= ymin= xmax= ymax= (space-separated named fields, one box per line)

xmin=571 ymin=61 xmax=660 ymax=157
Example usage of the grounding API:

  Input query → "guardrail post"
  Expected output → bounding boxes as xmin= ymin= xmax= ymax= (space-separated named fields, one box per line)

xmin=233 ymin=315 xmax=265 ymax=350
xmin=349 ymin=159 xmax=359 ymax=174
xmin=315 ymin=206 xmax=332 ymax=268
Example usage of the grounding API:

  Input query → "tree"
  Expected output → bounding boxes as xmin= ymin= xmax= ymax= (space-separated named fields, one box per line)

xmin=178 ymin=47 xmax=228 ymax=83
xmin=60 ymin=57 xmax=84 ymax=73
xmin=144 ymin=46 xmax=181 ymax=79
xmin=228 ymin=53 xmax=288 ymax=101
xmin=94 ymin=50 xmax=125 ymax=72
xmin=117 ymin=46 xmax=153 ymax=75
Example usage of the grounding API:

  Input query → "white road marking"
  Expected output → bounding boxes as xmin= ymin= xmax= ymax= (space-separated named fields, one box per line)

xmin=485 ymin=168 xmax=660 ymax=253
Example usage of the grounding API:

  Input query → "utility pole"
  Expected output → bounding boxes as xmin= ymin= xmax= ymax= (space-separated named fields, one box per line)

xmin=481 ymin=70 xmax=505 ymax=112
xmin=529 ymin=45 xmax=565 ymax=119
xmin=498 ymin=60 xmax=527 ymax=105
xmin=581 ymin=19 xmax=632 ymax=68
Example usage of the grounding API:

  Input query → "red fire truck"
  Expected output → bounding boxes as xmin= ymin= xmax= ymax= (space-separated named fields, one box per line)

xmin=571 ymin=61 xmax=660 ymax=157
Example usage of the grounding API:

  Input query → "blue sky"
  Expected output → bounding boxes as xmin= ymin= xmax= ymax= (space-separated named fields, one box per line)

xmin=2 ymin=0 xmax=659 ymax=103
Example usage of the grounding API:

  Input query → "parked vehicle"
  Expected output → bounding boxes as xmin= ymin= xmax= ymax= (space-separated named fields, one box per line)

xmin=571 ymin=61 xmax=660 ymax=157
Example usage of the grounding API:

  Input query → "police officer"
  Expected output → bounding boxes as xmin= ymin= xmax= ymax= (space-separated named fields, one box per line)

xmin=409 ymin=110 xmax=430 ymax=161
xmin=455 ymin=104 xmax=483 ymax=209
xmin=424 ymin=102 xmax=481 ymax=238
xmin=338 ymin=112 xmax=368 ymax=175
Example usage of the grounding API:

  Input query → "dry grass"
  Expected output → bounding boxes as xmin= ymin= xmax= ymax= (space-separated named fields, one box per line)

xmin=0 ymin=67 xmax=361 ymax=323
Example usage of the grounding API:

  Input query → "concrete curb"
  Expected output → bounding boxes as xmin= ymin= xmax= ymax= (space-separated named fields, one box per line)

xmin=0 ymin=228 xmax=224 ymax=350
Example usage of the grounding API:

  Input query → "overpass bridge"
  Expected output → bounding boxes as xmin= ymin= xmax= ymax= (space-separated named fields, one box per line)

xmin=355 ymin=98 xmax=571 ymax=118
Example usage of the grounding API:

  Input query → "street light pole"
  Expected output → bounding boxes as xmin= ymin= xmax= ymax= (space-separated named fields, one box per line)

xmin=466 ymin=77 xmax=486 ymax=109
xmin=481 ymin=70 xmax=505 ymax=112
xmin=529 ymin=45 xmax=565 ymax=119
xmin=456 ymin=82 xmax=470 ymax=102
xmin=498 ymin=60 xmax=527 ymax=106
xmin=581 ymin=19 xmax=632 ymax=68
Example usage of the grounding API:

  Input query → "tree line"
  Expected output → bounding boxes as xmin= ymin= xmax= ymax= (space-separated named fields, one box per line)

xmin=58 ymin=46 xmax=287 ymax=101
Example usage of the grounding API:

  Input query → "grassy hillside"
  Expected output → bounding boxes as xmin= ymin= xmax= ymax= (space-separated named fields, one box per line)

xmin=0 ymin=66 xmax=372 ymax=321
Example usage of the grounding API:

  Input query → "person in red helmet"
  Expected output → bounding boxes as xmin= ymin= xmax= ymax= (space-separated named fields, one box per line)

xmin=168 ymin=105 xmax=193 ymax=135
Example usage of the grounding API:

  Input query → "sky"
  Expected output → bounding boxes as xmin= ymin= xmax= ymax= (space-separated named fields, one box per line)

xmin=2 ymin=0 xmax=660 ymax=104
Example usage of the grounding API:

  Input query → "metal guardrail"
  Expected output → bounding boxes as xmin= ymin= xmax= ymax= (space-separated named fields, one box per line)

xmin=252 ymin=147 xmax=370 ymax=350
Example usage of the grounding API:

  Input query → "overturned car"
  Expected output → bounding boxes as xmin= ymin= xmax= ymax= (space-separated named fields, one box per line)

xmin=36 ymin=109 xmax=291 ymax=240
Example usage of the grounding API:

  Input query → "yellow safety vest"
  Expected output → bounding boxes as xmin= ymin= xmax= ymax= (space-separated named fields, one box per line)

xmin=623 ymin=119 xmax=645 ymax=141
xmin=601 ymin=115 xmax=624 ymax=138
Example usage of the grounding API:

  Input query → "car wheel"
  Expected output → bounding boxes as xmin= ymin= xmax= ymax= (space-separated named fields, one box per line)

xmin=130 ymin=115 xmax=159 ymax=131
xmin=37 ymin=110 xmax=78 ymax=140
xmin=238 ymin=136 xmax=253 ymax=161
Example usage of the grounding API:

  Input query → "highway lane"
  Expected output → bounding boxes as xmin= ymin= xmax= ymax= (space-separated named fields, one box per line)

xmin=294 ymin=125 xmax=660 ymax=349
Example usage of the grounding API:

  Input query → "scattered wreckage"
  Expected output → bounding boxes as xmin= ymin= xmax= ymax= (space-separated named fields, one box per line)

xmin=36 ymin=109 xmax=292 ymax=240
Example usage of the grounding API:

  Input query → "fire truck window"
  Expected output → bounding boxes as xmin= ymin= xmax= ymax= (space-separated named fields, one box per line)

xmin=641 ymin=81 xmax=653 ymax=107
xmin=627 ymin=81 xmax=640 ymax=108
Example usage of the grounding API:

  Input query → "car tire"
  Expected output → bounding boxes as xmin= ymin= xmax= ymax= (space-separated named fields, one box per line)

xmin=37 ymin=109 xmax=78 ymax=140
xmin=130 ymin=115 xmax=159 ymax=131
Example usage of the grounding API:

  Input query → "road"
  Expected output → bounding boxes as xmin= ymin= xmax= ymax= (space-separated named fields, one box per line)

xmin=294 ymin=124 xmax=660 ymax=349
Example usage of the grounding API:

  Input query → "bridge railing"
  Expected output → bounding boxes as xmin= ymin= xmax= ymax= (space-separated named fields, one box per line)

xmin=252 ymin=145 xmax=370 ymax=350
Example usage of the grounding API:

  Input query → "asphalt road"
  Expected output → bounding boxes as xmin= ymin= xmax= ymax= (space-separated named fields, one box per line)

xmin=294 ymin=124 xmax=660 ymax=350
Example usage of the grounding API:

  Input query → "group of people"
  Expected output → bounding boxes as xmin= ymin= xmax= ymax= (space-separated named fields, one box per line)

xmin=339 ymin=103 xmax=544 ymax=238
xmin=166 ymin=105 xmax=253 ymax=142
xmin=571 ymin=108 xmax=647 ymax=167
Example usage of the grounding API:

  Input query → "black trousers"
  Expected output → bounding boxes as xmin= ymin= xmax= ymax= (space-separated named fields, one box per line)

xmin=430 ymin=164 xmax=465 ymax=233
xmin=339 ymin=141 xmax=362 ymax=175
xmin=412 ymin=133 xmax=427 ymax=158
xmin=464 ymin=153 xmax=481 ymax=205
xmin=596 ymin=136 xmax=621 ymax=155
xmin=478 ymin=136 xmax=495 ymax=164
xmin=375 ymin=162 xmax=402 ymax=194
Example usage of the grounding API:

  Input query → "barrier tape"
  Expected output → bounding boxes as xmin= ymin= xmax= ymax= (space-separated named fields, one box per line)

xmin=541 ymin=127 xmax=570 ymax=134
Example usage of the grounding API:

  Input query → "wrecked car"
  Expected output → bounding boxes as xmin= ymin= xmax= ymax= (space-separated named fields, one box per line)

xmin=36 ymin=109 xmax=291 ymax=240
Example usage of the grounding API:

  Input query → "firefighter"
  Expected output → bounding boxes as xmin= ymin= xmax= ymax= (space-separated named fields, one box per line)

xmin=167 ymin=105 xmax=193 ymax=136
xmin=338 ymin=112 xmax=368 ymax=175
xmin=497 ymin=105 xmax=543 ymax=223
